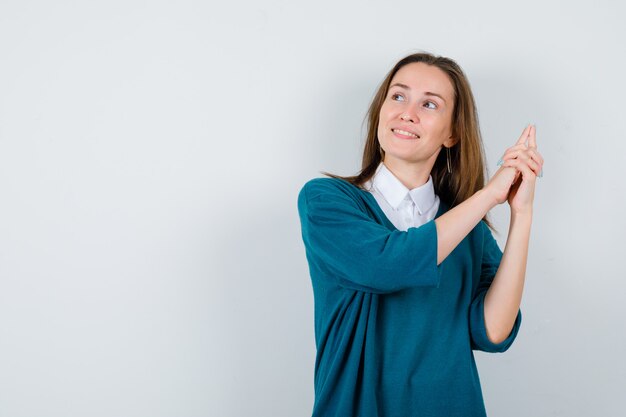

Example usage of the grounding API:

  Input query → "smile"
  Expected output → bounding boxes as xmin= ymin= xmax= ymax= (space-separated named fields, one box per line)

xmin=392 ymin=129 xmax=420 ymax=139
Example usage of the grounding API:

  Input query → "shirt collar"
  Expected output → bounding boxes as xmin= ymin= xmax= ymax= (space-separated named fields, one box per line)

xmin=371 ymin=162 xmax=437 ymax=214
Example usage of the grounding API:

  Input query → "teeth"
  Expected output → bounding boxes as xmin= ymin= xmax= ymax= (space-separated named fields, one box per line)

xmin=394 ymin=129 xmax=418 ymax=138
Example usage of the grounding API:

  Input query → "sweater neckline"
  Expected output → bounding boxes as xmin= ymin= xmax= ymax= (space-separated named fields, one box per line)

xmin=350 ymin=180 xmax=448 ymax=231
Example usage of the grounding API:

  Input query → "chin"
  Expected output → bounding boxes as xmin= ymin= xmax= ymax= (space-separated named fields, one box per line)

xmin=384 ymin=152 xmax=422 ymax=166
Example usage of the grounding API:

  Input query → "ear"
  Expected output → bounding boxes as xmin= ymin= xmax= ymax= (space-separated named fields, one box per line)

xmin=443 ymin=137 xmax=457 ymax=148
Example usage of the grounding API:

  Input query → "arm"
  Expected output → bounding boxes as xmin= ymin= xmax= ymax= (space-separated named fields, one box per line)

xmin=434 ymin=125 xmax=539 ymax=266
xmin=300 ymin=125 xmax=542 ymax=296
xmin=483 ymin=124 xmax=542 ymax=343
xmin=483 ymin=212 xmax=531 ymax=344
xmin=434 ymin=188 xmax=497 ymax=265
xmin=298 ymin=178 xmax=442 ymax=293
xmin=438 ymin=125 xmax=542 ymax=344
xmin=468 ymin=221 xmax=522 ymax=352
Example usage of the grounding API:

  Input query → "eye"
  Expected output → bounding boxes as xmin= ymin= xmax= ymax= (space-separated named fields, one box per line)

xmin=391 ymin=93 xmax=405 ymax=102
xmin=424 ymin=101 xmax=437 ymax=109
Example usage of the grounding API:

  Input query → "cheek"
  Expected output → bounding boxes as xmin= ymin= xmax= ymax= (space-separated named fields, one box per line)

xmin=379 ymin=102 xmax=394 ymax=121
xmin=377 ymin=119 xmax=389 ymax=143
xmin=376 ymin=127 xmax=385 ymax=148
xmin=376 ymin=113 xmax=386 ymax=137
xmin=377 ymin=106 xmax=394 ymax=131
xmin=425 ymin=114 xmax=449 ymax=131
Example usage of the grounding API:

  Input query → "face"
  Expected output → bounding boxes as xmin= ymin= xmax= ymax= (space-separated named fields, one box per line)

xmin=377 ymin=62 xmax=456 ymax=171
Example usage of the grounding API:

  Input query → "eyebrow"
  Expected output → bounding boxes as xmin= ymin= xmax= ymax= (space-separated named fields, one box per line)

xmin=389 ymin=83 xmax=447 ymax=104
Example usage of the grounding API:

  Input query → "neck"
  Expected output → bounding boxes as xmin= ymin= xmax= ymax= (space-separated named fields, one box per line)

xmin=383 ymin=156 xmax=436 ymax=189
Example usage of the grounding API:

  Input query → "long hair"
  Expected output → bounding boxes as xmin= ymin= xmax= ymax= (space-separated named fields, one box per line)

xmin=322 ymin=51 xmax=494 ymax=230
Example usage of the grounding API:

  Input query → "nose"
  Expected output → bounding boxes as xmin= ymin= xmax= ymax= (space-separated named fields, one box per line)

xmin=400 ymin=110 xmax=418 ymax=123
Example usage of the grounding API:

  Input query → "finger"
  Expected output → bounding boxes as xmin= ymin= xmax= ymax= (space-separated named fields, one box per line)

xmin=502 ymin=148 xmax=534 ymax=162
xmin=502 ymin=149 xmax=523 ymax=161
xmin=522 ymin=149 xmax=544 ymax=176
xmin=505 ymin=150 xmax=542 ymax=176
xmin=503 ymin=158 xmax=537 ymax=181
xmin=504 ymin=143 xmax=528 ymax=155
xmin=528 ymin=148 xmax=544 ymax=166
xmin=516 ymin=124 xmax=531 ymax=145
xmin=495 ymin=164 xmax=518 ymax=181
xmin=504 ymin=147 xmax=543 ymax=165
xmin=526 ymin=157 xmax=541 ymax=176
xmin=531 ymin=155 xmax=543 ymax=169
xmin=528 ymin=124 xmax=537 ymax=149
xmin=501 ymin=145 xmax=528 ymax=164
xmin=502 ymin=161 xmax=522 ymax=185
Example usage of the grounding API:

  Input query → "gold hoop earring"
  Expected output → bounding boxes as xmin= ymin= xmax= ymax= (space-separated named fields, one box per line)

xmin=446 ymin=147 xmax=452 ymax=174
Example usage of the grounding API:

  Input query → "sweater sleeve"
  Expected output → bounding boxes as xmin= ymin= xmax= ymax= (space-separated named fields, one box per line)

xmin=468 ymin=221 xmax=522 ymax=353
xmin=297 ymin=179 xmax=442 ymax=294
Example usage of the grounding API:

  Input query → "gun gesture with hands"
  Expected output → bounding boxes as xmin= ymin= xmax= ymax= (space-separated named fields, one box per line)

xmin=487 ymin=124 xmax=544 ymax=214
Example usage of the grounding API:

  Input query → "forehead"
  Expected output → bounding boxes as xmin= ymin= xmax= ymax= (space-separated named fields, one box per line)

xmin=390 ymin=62 xmax=455 ymax=101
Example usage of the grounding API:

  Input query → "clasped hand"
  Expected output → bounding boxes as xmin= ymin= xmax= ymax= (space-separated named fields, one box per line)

xmin=486 ymin=124 xmax=544 ymax=214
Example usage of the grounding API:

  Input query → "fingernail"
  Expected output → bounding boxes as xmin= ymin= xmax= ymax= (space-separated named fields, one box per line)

xmin=538 ymin=168 xmax=543 ymax=178
xmin=497 ymin=158 xmax=503 ymax=166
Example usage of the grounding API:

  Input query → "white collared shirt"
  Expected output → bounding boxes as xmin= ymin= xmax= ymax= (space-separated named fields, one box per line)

xmin=363 ymin=162 xmax=440 ymax=231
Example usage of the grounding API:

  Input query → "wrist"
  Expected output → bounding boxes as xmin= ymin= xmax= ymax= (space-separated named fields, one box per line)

xmin=476 ymin=187 xmax=498 ymax=211
xmin=510 ymin=209 xmax=533 ymax=224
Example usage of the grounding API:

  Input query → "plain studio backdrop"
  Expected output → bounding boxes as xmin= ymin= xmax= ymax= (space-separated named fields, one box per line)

xmin=1 ymin=0 xmax=624 ymax=416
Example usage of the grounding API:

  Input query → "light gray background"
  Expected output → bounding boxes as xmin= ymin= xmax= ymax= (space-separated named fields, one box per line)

xmin=1 ymin=1 xmax=624 ymax=416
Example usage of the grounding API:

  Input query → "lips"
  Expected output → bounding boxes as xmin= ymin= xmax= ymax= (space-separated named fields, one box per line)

xmin=391 ymin=128 xmax=420 ymax=139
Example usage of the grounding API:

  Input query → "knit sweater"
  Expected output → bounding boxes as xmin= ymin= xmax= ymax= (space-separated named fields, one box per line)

xmin=297 ymin=177 xmax=522 ymax=417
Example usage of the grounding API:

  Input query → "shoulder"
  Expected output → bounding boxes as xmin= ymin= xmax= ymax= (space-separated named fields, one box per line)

xmin=298 ymin=177 xmax=363 ymax=202
xmin=297 ymin=177 xmax=371 ymax=220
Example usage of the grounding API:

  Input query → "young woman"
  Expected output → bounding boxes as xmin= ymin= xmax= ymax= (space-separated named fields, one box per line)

xmin=297 ymin=52 xmax=543 ymax=416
